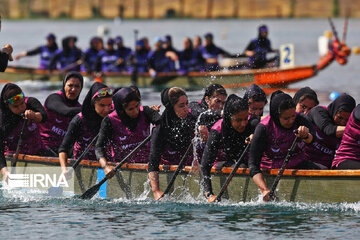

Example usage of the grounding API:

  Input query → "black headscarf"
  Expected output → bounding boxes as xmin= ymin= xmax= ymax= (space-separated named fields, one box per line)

xmin=0 ymin=83 xmax=25 ymax=136
xmin=199 ymin=84 xmax=226 ymax=108
xmin=243 ymin=83 xmax=267 ymax=104
xmin=327 ymin=93 xmax=356 ymax=118
xmin=221 ymin=94 xmax=250 ymax=162
xmin=62 ymin=36 xmax=77 ymax=57
xmin=269 ymin=90 xmax=295 ymax=128
xmin=160 ymin=88 xmax=177 ymax=128
xmin=160 ymin=88 xmax=194 ymax=150
xmin=113 ymin=87 xmax=141 ymax=131
xmin=293 ymin=86 xmax=319 ymax=105
xmin=61 ymin=71 xmax=84 ymax=104
xmin=82 ymin=82 xmax=111 ymax=134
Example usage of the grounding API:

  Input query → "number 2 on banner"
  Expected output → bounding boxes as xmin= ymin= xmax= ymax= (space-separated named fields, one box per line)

xmin=280 ymin=44 xmax=295 ymax=68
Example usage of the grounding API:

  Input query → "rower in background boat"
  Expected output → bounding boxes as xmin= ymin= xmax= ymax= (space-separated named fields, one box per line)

xmin=178 ymin=37 xmax=205 ymax=73
xmin=59 ymin=82 xmax=113 ymax=176
xmin=81 ymin=37 xmax=103 ymax=74
xmin=201 ymin=94 xmax=259 ymax=203
xmin=15 ymin=33 xmax=58 ymax=70
xmin=38 ymin=72 xmax=83 ymax=156
xmin=148 ymin=87 xmax=196 ymax=200
xmin=0 ymin=83 xmax=50 ymax=180
xmin=304 ymin=93 xmax=356 ymax=169
xmin=0 ymin=43 xmax=13 ymax=72
xmin=95 ymin=38 xmax=121 ymax=73
xmin=114 ymin=36 xmax=132 ymax=72
xmin=333 ymin=104 xmax=360 ymax=169
xmin=193 ymin=35 xmax=202 ymax=51
xmin=243 ymin=83 xmax=268 ymax=119
xmin=248 ymin=91 xmax=320 ymax=201
xmin=96 ymin=87 xmax=161 ymax=176
xmin=200 ymin=32 xmax=233 ymax=71
xmin=147 ymin=37 xmax=177 ymax=77
xmin=244 ymin=25 xmax=279 ymax=69
xmin=293 ymin=87 xmax=319 ymax=115
xmin=49 ymin=36 xmax=83 ymax=72
xmin=128 ymin=39 xmax=150 ymax=74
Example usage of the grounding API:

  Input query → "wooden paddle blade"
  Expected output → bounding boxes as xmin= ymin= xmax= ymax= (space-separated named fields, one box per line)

xmin=79 ymin=182 xmax=102 ymax=199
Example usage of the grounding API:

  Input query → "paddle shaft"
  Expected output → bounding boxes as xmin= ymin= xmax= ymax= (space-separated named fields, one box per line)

xmin=80 ymin=134 xmax=151 ymax=199
xmin=160 ymin=142 xmax=193 ymax=198
xmin=69 ymin=134 xmax=99 ymax=173
xmin=269 ymin=136 xmax=299 ymax=199
xmin=11 ymin=118 xmax=28 ymax=171
xmin=215 ymin=141 xmax=250 ymax=202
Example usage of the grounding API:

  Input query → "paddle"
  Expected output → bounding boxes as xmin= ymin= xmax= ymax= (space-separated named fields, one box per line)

xmin=60 ymin=59 xmax=83 ymax=74
xmin=268 ymin=130 xmax=299 ymax=200
xmin=80 ymin=134 xmax=151 ymax=199
xmin=158 ymin=142 xmax=193 ymax=200
xmin=214 ymin=137 xmax=250 ymax=202
xmin=68 ymin=134 xmax=99 ymax=175
xmin=10 ymin=118 xmax=28 ymax=174
xmin=47 ymin=134 xmax=100 ymax=196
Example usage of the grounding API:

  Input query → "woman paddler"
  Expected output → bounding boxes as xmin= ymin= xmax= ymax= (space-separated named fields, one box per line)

xmin=332 ymin=104 xmax=360 ymax=169
xmin=58 ymin=82 xmax=113 ymax=176
xmin=0 ymin=83 xmax=48 ymax=181
xmin=190 ymin=84 xmax=227 ymax=163
xmin=293 ymin=86 xmax=319 ymax=115
xmin=243 ymin=83 xmax=267 ymax=119
xmin=148 ymin=87 xmax=197 ymax=200
xmin=248 ymin=90 xmax=318 ymax=201
xmin=39 ymin=72 xmax=83 ymax=155
xmin=304 ymin=93 xmax=355 ymax=169
xmin=201 ymin=94 xmax=259 ymax=202
xmin=95 ymin=87 xmax=161 ymax=175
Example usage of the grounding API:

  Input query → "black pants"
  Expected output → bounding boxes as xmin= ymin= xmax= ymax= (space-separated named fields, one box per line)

xmin=335 ymin=160 xmax=360 ymax=169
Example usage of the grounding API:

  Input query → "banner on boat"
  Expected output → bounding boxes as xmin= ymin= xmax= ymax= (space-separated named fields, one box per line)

xmin=4 ymin=167 xmax=74 ymax=193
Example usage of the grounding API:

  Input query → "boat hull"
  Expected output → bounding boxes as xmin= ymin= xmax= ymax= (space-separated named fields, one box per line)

xmin=3 ymin=154 xmax=360 ymax=203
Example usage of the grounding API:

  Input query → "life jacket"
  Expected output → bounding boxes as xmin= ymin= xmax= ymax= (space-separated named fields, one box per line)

xmin=5 ymin=97 xmax=44 ymax=155
xmin=303 ymin=106 xmax=340 ymax=168
xmin=39 ymin=91 xmax=81 ymax=151
xmin=108 ymin=106 xmax=151 ymax=163
xmin=39 ymin=46 xmax=57 ymax=70
xmin=332 ymin=111 xmax=360 ymax=168
xmin=72 ymin=113 xmax=99 ymax=161
xmin=260 ymin=115 xmax=305 ymax=169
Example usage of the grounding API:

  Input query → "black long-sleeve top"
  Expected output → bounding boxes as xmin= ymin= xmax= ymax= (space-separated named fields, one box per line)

xmin=248 ymin=114 xmax=315 ymax=177
xmin=58 ymin=115 xmax=83 ymax=154
xmin=307 ymin=107 xmax=337 ymax=137
xmin=95 ymin=106 xmax=161 ymax=159
xmin=0 ymin=97 xmax=47 ymax=170
xmin=201 ymin=118 xmax=258 ymax=194
xmin=44 ymin=93 xmax=81 ymax=118
xmin=1 ymin=97 xmax=47 ymax=137
xmin=148 ymin=113 xmax=197 ymax=172
xmin=0 ymin=52 xmax=9 ymax=72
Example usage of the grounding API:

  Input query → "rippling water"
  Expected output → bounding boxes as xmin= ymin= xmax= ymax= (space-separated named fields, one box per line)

xmin=1 ymin=19 xmax=360 ymax=239
xmin=1 ymin=191 xmax=360 ymax=239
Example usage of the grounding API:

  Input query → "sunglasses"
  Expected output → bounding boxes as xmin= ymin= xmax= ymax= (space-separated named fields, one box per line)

xmin=6 ymin=92 xmax=24 ymax=105
xmin=92 ymin=87 xmax=113 ymax=100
